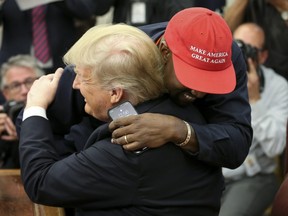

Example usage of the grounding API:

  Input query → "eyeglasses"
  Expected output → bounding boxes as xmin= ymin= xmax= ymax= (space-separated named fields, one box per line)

xmin=4 ymin=77 xmax=37 ymax=93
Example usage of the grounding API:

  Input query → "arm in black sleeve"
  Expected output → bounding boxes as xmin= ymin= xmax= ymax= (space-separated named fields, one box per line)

xmin=192 ymin=41 xmax=253 ymax=169
xmin=19 ymin=117 xmax=136 ymax=208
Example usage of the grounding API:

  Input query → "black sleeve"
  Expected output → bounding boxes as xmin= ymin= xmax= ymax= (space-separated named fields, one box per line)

xmin=47 ymin=65 xmax=86 ymax=135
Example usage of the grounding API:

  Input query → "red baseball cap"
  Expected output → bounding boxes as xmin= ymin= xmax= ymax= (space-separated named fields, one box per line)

xmin=164 ymin=7 xmax=236 ymax=94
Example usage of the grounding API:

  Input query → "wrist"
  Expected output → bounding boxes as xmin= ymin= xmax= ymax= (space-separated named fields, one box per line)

xmin=175 ymin=121 xmax=191 ymax=147
xmin=168 ymin=117 xmax=199 ymax=153
xmin=168 ymin=116 xmax=187 ymax=143
xmin=25 ymin=101 xmax=48 ymax=110
xmin=175 ymin=120 xmax=199 ymax=153
xmin=23 ymin=106 xmax=48 ymax=121
xmin=249 ymin=94 xmax=261 ymax=104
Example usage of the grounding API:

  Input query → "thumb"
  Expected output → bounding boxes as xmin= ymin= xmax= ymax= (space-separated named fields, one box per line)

xmin=247 ymin=58 xmax=257 ymax=75
xmin=52 ymin=68 xmax=64 ymax=85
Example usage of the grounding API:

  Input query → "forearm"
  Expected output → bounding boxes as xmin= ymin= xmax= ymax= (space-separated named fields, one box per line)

xmin=193 ymin=122 xmax=251 ymax=168
xmin=223 ymin=0 xmax=249 ymax=32
xmin=169 ymin=118 xmax=199 ymax=153
xmin=167 ymin=115 xmax=251 ymax=168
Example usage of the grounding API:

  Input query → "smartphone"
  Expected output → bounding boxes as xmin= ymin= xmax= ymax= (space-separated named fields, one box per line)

xmin=108 ymin=101 xmax=147 ymax=155
xmin=108 ymin=101 xmax=138 ymax=120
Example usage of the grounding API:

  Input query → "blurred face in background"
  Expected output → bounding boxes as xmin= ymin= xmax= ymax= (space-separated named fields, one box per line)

xmin=233 ymin=23 xmax=268 ymax=65
xmin=2 ymin=66 xmax=37 ymax=102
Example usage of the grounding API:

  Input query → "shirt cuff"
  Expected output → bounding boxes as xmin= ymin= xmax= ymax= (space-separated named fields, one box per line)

xmin=23 ymin=106 xmax=48 ymax=121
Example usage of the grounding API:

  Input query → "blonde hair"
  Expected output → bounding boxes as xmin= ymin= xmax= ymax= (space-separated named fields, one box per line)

xmin=63 ymin=24 xmax=166 ymax=104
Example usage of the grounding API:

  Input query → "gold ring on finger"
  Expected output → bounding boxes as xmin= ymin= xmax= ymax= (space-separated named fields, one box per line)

xmin=124 ymin=135 xmax=129 ymax=144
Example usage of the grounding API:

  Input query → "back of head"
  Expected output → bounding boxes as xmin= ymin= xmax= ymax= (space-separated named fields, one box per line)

xmin=164 ymin=7 xmax=236 ymax=94
xmin=233 ymin=22 xmax=266 ymax=51
xmin=64 ymin=24 xmax=166 ymax=104
xmin=233 ymin=22 xmax=268 ymax=65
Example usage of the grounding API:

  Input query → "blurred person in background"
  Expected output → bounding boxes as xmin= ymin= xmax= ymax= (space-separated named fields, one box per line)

xmin=0 ymin=54 xmax=44 ymax=168
xmin=220 ymin=22 xmax=288 ymax=216
xmin=97 ymin=0 xmax=226 ymax=26
xmin=0 ymin=0 xmax=112 ymax=102
xmin=224 ymin=0 xmax=288 ymax=80
xmin=0 ymin=0 xmax=112 ymax=74
xmin=105 ymin=0 xmax=196 ymax=26
xmin=193 ymin=0 xmax=226 ymax=13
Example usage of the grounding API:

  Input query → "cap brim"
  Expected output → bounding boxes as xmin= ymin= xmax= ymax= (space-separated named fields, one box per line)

xmin=172 ymin=54 xmax=236 ymax=94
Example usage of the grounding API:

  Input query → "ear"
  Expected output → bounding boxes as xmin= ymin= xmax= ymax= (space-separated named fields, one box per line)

xmin=259 ymin=50 xmax=268 ymax=64
xmin=110 ymin=87 xmax=124 ymax=104
xmin=2 ymin=89 xmax=9 ymax=100
xmin=159 ymin=39 xmax=170 ymax=64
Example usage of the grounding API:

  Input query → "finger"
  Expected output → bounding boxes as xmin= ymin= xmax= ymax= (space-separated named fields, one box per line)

xmin=122 ymin=142 xmax=144 ymax=151
xmin=111 ymin=135 xmax=146 ymax=151
xmin=53 ymin=68 xmax=64 ymax=81
xmin=43 ymin=73 xmax=54 ymax=80
xmin=3 ymin=127 xmax=17 ymax=137
xmin=46 ymin=68 xmax=63 ymax=85
xmin=0 ymin=126 xmax=6 ymax=134
xmin=109 ymin=115 xmax=135 ymax=131
xmin=5 ymin=116 xmax=15 ymax=128
xmin=3 ymin=118 xmax=16 ymax=137
xmin=247 ymin=58 xmax=257 ymax=74
xmin=0 ymin=113 xmax=7 ymax=123
xmin=1 ymin=134 xmax=17 ymax=141
xmin=111 ymin=124 xmax=136 ymax=140
xmin=124 ymin=135 xmax=129 ymax=144
xmin=112 ymin=134 xmax=133 ymax=145
xmin=4 ymin=122 xmax=13 ymax=135
xmin=39 ymin=68 xmax=63 ymax=83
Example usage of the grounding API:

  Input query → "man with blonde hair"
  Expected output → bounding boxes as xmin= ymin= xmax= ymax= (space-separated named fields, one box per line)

xmin=39 ymin=7 xmax=252 ymax=171
xmin=19 ymin=24 xmax=223 ymax=215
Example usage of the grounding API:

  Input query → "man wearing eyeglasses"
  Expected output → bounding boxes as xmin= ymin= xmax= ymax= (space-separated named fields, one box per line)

xmin=0 ymin=54 xmax=44 ymax=168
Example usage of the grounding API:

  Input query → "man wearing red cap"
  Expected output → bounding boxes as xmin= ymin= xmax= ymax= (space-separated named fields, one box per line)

xmin=25 ymin=7 xmax=252 ymax=170
xmin=109 ymin=7 xmax=252 ymax=169
xmin=17 ymin=7 xmax=252 ymax=177
xmin=14 ymin=7 xmax=252 ymax=215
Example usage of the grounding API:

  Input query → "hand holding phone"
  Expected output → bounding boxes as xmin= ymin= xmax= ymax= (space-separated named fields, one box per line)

xmin=108 ymin=101 xmax=148 ymax=155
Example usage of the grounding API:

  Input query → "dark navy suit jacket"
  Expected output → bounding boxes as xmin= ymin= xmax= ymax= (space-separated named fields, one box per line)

xmin=20 ymin=96 xmax=223 ymax=216
xmin=39 ymin=22 xmax=252 ymax=169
